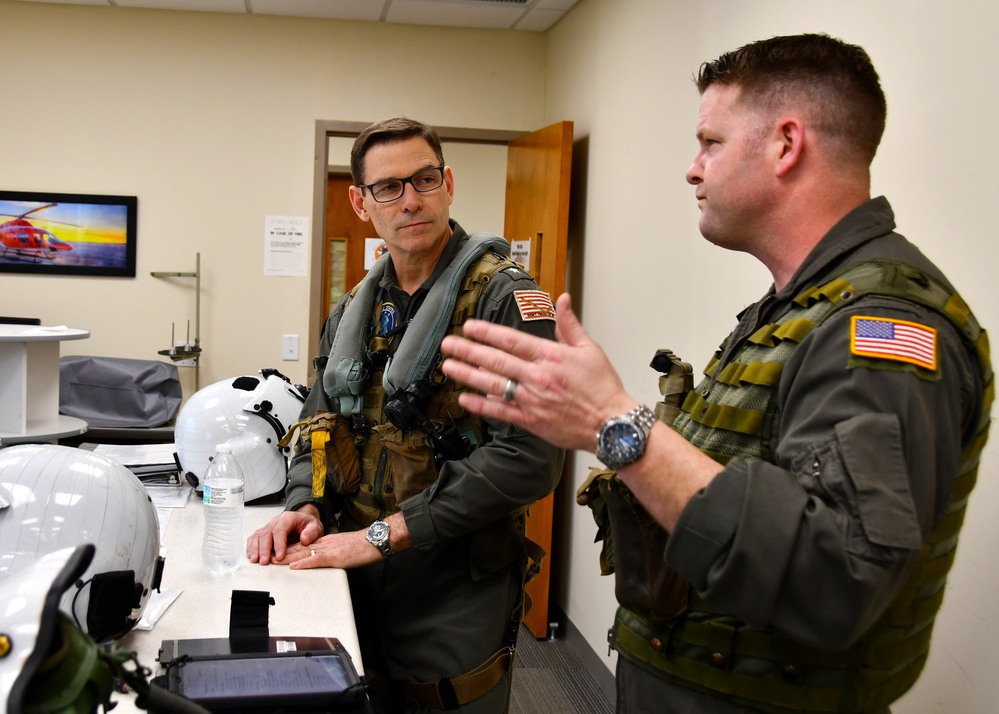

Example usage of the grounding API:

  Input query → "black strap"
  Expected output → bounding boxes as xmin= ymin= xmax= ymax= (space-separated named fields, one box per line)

xmin=228 ymin=589 xmax=274 ymax=652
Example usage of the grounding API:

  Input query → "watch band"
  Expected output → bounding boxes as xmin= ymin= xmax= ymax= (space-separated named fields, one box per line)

xmin=627 ymin=403 xmax=657 ymax=430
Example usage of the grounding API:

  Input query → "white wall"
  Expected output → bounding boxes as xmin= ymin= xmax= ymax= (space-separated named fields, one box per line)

xmin=0 ymin=0 xmax=544 ymax=397
xmin=545 ymin=0 xmax=999 ymax=711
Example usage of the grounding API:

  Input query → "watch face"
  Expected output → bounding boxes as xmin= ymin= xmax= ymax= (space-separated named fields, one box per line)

xmin=602 ymin=421 xmax=641 ymax=450
xmin=368 ymin=521 xmax=389 ymax=542
xmin=598 ymin=419 xmax=643 ymax=464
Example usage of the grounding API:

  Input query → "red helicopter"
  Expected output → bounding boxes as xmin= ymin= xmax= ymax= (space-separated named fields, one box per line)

xmin=0 ymin=203 xmax=75 ymax=262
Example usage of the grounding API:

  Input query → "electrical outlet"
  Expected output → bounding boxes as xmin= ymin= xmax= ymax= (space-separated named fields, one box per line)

xmin=282 ymin=334 xmax=299 ymax=361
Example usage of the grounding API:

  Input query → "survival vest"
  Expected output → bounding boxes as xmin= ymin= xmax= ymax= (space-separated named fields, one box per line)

xmin=345 ymin=247 xmax=515 ymax=526
xmin=286 ymin=235 xmax=515 ymax=523
xmin=581 ymin=258 xmax=993 ymax=713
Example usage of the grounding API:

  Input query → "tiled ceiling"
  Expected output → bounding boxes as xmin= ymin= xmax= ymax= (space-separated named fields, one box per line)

xmin=14 ymin=0 xmax=582 ymax=31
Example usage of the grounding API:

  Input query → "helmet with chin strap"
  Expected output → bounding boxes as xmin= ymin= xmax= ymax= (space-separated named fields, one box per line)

xmin=174 ymin=369 xmax=306 ymax=503
xmin=0 ymin=444 xmax=163 ymax=646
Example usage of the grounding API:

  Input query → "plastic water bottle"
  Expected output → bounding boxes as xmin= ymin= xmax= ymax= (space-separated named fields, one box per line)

xmin=202 ymin=443 xmax=245 ymax=573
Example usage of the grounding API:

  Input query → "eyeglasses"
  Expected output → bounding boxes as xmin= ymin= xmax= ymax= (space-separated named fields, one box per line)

xmin=359 ymin=166 xmax=445 ymax=203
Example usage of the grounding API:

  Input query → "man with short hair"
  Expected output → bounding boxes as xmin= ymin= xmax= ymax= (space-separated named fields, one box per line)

xmin=248 ymin=117 xmax=564 ymax=713
xmin=440 ymin=34 xmax=992 ymax=713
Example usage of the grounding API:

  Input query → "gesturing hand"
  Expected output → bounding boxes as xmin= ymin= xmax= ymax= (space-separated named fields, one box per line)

xmin=441 ymin=292 xmax=637 ymax=452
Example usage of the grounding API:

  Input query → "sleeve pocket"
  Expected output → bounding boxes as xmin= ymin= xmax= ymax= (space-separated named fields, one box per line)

xmin=836 ymin=413 xmax=923 ymax=551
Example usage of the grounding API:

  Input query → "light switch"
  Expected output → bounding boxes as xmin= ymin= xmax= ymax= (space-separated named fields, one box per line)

xmin=282 ymin=334 xmax=299 ymax=361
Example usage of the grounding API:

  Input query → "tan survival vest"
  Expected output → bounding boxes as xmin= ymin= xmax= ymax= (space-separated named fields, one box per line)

xmin=580 ymin=258 xmax=993 ymax=713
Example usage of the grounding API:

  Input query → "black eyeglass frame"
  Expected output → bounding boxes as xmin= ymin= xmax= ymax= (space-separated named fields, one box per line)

xmin=358 ymin=165 xmax=446 ymax=203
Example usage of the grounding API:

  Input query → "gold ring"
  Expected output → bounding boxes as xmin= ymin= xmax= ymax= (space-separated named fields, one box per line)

xmin=310 ymin=549 xmax=316 ymax=557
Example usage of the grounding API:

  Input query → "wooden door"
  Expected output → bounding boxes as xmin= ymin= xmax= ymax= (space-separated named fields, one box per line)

xmin=322 ymin=175 xmax=370 ymax=324
xmin=505 ymin=121 xmax=574 ymax=638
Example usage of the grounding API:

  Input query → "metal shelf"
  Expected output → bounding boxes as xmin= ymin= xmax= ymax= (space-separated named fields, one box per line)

xmin=151 ymin=252 xmax=202 ymax=390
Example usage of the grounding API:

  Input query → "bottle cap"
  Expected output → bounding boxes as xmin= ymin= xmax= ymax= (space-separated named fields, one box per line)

xmin=216 ymin=443 xmax=233 ymax=454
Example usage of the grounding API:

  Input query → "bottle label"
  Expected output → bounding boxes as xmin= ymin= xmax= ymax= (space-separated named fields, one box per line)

xmin=203 ymin=483 xmax=244 ymax=506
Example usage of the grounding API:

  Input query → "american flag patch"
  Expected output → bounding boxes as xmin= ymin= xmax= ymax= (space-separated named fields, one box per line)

xmin=514 ymin=290 xmax=556 ymax=322
xmin=850 ymin=315 xmax=937 ymax=370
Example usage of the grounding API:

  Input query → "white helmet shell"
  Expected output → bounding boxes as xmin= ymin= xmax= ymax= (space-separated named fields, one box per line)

xmin=0 ymin=546 xmax=92 ymax=713
xmin=174 ymin=370 xmax=305 ymax=502
xmin=0 ymin=445 xmax=162 ymax=644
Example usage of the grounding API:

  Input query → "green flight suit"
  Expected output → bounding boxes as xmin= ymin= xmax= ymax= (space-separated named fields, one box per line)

xmin=287 ymin=221 xmax=564 ymax=713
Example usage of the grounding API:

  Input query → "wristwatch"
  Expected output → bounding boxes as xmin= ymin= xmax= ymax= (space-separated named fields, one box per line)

xmin=365 ymin=520 xmax=394 ymax=558
xmin=595 ymin=404 xmax=657 ymax=471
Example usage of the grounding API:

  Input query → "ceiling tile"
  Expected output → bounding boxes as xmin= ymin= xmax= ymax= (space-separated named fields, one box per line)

xmin=250 ymin=0 xmax=384 ymax=21
xmin=386 ymin=0 xmax=527 ymax=30
xmin=12 ymin=0 xmax=580 ymax=31
xmin=537 ymin=0 xmax=580 ymax=9
xmin=15 ymin=0 xmax=113 ymax=5
xmin=116 ymin=0 xmax=246 ymax=13
xmin=515 ymin=7 xmax=563 ymax=31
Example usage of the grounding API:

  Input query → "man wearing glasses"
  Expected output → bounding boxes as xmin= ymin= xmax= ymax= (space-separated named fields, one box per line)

xmin=248 ymin=117 xmax=564 ymax=713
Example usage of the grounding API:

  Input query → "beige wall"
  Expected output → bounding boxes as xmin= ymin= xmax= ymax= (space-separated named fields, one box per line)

xmin=3 ymin=0 xmax=998 ymax=710
xmin=545 ymin=0 xmax=999 ymax=711
xmin=0 ymin=0 xmax=544 ymax=396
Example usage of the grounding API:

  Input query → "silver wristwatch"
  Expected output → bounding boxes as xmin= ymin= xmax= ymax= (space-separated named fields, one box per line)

xmin=595 ymin=404 xmax=657 ymax=471
xmin=365 ymin=520 xmax=394 ymax=558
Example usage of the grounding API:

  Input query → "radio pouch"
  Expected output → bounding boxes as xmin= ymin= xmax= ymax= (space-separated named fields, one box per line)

xmin=577 ymin=468 xmax=689 ymax=623
xmin=281 ymin=411 xmax=361 ymax=498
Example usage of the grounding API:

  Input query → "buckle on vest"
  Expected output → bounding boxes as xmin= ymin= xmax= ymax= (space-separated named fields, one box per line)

xmin=350 ymin=413 xmax=368 ymax=436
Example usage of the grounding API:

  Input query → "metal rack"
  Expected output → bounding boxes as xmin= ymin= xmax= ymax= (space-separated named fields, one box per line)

xmin=151 ymin=252 xmax=203 ymax=390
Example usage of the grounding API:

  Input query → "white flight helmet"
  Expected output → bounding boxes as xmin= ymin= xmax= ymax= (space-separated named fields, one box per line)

xmin=0 ymin=445 xmax=163 ymax=645
xmin=1 ymin=545 xmax=112 ymax=714
xmin=174 ymin=369 xmax=306 ymax=503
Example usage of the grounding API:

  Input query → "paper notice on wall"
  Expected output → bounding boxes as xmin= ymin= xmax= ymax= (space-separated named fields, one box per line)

xmin=510 ymin=239 xmax=531 ymax=269
xmin=364 ymin=237 xmax=389 ymax=270
xmin=264 ymin=215 xmax=309 ymax=276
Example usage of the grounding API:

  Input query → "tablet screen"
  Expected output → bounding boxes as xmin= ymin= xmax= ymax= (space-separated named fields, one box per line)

xmin=175 ymin=654 xmax=353 ymax=708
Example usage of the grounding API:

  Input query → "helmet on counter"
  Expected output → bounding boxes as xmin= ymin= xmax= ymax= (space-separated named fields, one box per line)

xmin=0 ymin=445 xmax=163 ymax=644
xmin=174 ymin=369 xmax=306 ymax=502
xmin=0 ymin=545 xmax=115 ymax=714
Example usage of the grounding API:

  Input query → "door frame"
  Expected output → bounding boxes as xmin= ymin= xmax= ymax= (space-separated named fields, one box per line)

xmin=309 ymin=120 xmax=527 ymax=377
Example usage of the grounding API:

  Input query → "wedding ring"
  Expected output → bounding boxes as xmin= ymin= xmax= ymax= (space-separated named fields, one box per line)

xmin=310 ymin=549 xmax=316 ymax=557
xmin=502 ymin=379 xmax=518 ymax=403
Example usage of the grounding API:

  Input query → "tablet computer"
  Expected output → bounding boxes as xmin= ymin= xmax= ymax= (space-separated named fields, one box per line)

xmin=159 ymin=636 xmax=365 ymax=711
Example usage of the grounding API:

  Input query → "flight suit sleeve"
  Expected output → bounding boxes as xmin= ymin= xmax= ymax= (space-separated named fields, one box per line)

xmin=401 ymin=266 xmax=566 ymax=549
xmin=665 ymin=295 xmax=983 ymax=650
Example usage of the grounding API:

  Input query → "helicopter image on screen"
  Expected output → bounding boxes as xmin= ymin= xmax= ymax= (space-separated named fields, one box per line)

xmin=0 ymin=203 xmax=75 ymax=262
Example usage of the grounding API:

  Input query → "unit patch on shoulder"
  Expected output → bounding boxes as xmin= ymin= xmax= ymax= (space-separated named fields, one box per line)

xmin=514 ymin=290 xmax=556 ymax=322
xmin=849 ymin=315 xmax=937 ymax=370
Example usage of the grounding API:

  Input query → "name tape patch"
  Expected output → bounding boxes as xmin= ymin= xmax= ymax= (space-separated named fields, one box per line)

xmin=514 ymin=290 xmax=556 ymax=322
xmin=850 ymin=315 xmax=937 ymax=370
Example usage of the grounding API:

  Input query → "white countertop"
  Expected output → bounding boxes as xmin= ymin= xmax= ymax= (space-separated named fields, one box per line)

xmin=110 ymin=489 xmax=362 ymax=712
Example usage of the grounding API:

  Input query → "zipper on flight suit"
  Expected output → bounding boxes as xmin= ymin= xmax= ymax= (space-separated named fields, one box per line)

xmin=373 ymin=447 xmax=389 ymax=520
